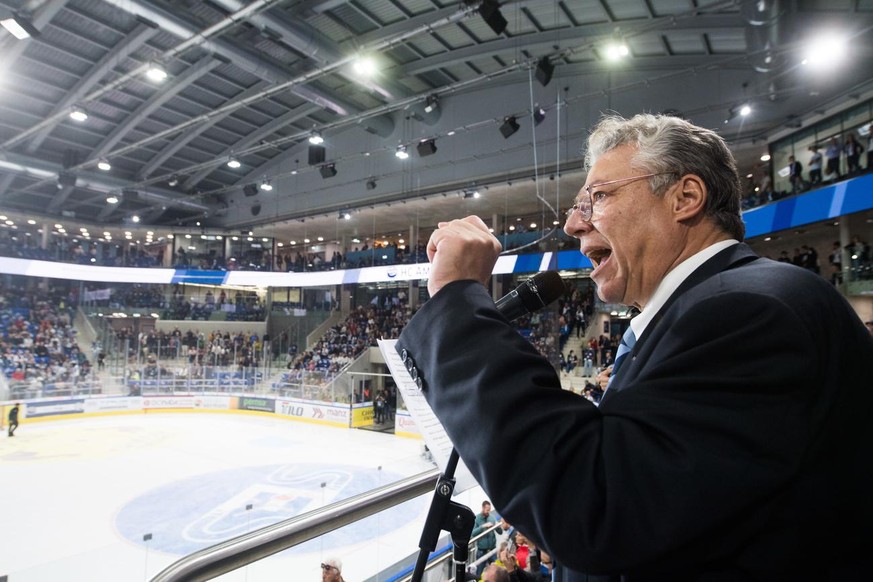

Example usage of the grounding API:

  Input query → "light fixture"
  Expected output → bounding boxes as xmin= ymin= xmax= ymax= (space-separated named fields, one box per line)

xmin=131 ymin=215 xmax=140 ymax=223
xmin=1 ymin=12 xmax=39 ymax=40
xmin=69 ymin=106 xmax=88 ymax=122
xmin=259 ymin=179 xmax=273 ymax=191
xmin=308 ymin=130 xmax=324 ymax=145
xmin=739 ymin=104 xmax=752 ymax=117
xmin=605 ymin=42 xmax=630 ymax=61
xmin=168 ymin=176 xmax=179 ymax=187
xmin=500 ymin=116 xmax=520 ymax=138
xmin=417 ymin=139 xmax=437 ymax=157
xmin=533 ymin=106 xmax=546 ymax=126
xmin=97 ymin=158 xmax=111 ymax=171
xmin=146 ymin=61 xmax=168 ymax=82
xmin=535 ymin=57 xmax=554 ymax=86
xmin=106 ymin=194 xmax=119 ymax=204
xmin=761 ymin=153 xmax=771 ymax=162
xmin=395 ymin=145 xmax=409 ymax=160
xmin=227 ymin=156 xmax=241 ymax=169
xmin=338 ymin=210 xmax=351 ymax=220
xmin=424 ymin=94 xmax=440 ymax=113
xmin=353 ymin=55 xmax=377 ymax=77
xmin=802 ymin=33 xmax=847 ymax=68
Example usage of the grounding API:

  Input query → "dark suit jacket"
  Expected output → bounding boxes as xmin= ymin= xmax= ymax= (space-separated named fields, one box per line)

xmin=397 ymin=243 xmax=873 ymax=581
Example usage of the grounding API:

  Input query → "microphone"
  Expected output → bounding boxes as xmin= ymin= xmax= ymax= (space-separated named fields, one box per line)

xmin=495 ymin=270 xmax=565 ymax=321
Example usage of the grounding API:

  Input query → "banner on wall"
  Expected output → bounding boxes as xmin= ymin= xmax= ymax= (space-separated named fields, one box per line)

xmin=84 ymin=397 xmax=141 ymax=413
xmin=25 ymin=398 xmax=85 ymax=418
xmin=394 ymin=411 xmax=422 ymax=438
xmin=276 ymin=399 xmax=350 ymax=425
xmin=193 ymin=396 xmax=231 ymax=410
xmin=350 ymin=402 xmax=375 ymax=428
xmin=83 ymin=288 xmax=112 ymax=301
xmin=143 ymin=396 xmax=194 ymax=409
xmin=237 ymin=396 xmax=275 ymax=413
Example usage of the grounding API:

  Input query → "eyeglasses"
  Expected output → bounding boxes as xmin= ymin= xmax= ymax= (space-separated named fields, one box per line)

xmin=565 ymin=172 xmax=675 ymax=222
xmin=321 ymin=564 xmax=336 ymax=572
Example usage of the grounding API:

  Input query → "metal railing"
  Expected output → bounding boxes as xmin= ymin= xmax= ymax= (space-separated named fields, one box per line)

xmin=150 ymin=468 xmax=441 ymax=581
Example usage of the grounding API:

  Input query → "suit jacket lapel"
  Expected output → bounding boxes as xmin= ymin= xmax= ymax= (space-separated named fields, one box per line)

xmin=606 ymin=243 xmax=759 ymax=396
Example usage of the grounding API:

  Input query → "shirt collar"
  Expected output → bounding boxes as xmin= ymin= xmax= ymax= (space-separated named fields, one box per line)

xmin=629 ymin=239 xmax=739 ymax=339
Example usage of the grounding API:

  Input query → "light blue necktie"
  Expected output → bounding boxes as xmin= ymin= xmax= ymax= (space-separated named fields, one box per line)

xmin=606 ymin=326 xmax=637 ymax=391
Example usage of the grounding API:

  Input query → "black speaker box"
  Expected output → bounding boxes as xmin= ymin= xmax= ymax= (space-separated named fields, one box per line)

xmin=417 ymin=140 xmax=437 ymax=157
xmin=308 ymin=144 xmax=326 ymax=166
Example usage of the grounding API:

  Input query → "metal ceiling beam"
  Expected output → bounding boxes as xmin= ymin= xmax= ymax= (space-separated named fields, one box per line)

xmin=137 ymin=80 xmax=271 ymax=180
xmin=212 ymin=0 xmax=343 ymax=63
xmin=182 ymin=104 xmax=321 ymax=189
xmin=211 ymin=0 xmax=433 ymax=114
xmin=0 ymin=150 xmax=212 ymax=214
xmin=395 ymin=14 xmax=744 ymax=78
xmin=99 ymin=0 xmax=378 ymax=123
xmin=0 ymin=0 xmax=283 ymax=152
xmin=24 ymin=21 xmax=160 ymax=154
xmin=96 ymin=200 xmax=119 ymax=221
xmin=0 ymin=0 xmax=68 ymax=78
xmin=61 ymin=1 xmax=484 ymax=191
xmin=47 ymin=183 xmax=75 ymax=212
xmin=90 ymin=56 xmax=222 ymax=162
xmin=0 ymin=175 xmax=15 ymax=200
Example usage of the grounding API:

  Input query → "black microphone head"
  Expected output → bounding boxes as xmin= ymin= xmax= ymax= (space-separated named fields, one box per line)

xmin=519 ymin=270 xmax=565 ymax=313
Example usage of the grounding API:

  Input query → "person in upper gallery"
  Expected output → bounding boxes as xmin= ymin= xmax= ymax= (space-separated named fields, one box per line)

xmin=395 ymin=113 xmax=873 ymax=581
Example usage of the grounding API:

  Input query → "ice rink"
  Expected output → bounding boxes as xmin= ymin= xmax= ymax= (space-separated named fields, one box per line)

xmin=0 ymin=412 xmax=483 ymax=581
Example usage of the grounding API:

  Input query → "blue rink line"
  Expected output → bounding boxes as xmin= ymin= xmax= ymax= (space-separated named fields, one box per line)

xmin=115 ymin=463 xmax=425 ymax=555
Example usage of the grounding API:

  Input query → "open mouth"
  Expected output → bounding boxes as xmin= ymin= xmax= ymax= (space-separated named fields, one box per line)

xmin=585 ymin=247 xmax=612 ymax=269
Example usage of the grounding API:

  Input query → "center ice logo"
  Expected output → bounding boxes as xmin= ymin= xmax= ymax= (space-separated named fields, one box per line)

xmin=116 ymin=463 xmax=422 ymax=555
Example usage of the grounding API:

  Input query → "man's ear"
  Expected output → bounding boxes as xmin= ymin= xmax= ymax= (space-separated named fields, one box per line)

xmin=671 ymin=174 xmax=707 ymax=222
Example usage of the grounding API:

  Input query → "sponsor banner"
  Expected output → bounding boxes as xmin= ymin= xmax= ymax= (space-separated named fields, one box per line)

xmin=193 ymin=396 xmax=231 ymax=410
xmin=358 ymin=262 xmax=431 ymax=283
xmin=84 ymin=397 xmax=142 ymax=413
xmin=83 ymin=288 xmax=112 ymax=301
xmin=394 ymin=411 xmax=422 ymax=437
xmin=238 ymin=396 xmax=275 ymax=413
xmin=276 ymin=399 xmax=350 ymax=425
xmin=143 ymin=396 xmax=194 ymax=409
xmin=25 ymin=398 xmax=86 ymax=418
xmin=350 ymin=402 xmax=375 ymax=428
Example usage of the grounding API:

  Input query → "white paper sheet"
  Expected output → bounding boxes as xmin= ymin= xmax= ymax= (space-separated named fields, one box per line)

xmin=378 ymin=338 xmax=477 ymax=493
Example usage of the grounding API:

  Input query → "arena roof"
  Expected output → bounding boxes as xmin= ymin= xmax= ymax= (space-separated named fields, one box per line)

xmin=0 ymin=0 xmax=871 ymax=246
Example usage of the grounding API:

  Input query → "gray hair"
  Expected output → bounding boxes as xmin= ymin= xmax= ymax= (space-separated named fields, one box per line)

xmin=585 ymin=113 xmax=745 ymax=240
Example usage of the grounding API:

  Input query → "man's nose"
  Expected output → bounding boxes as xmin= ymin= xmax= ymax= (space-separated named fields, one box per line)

xmin=564 ymin=212 xmax=593 ymax=237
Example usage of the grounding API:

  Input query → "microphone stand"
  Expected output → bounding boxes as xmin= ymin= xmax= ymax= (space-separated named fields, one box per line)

xmin=411 ymin=448 xmax=475 ymax=582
